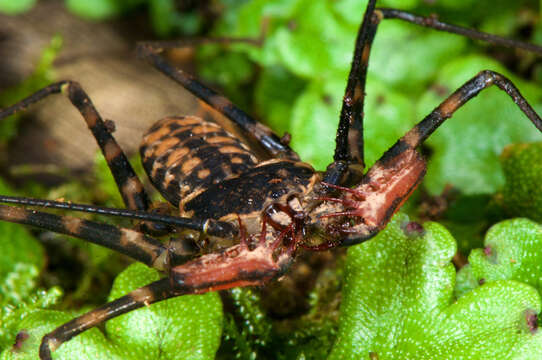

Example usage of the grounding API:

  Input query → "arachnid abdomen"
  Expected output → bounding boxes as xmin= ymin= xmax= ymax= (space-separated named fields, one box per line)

xmin=140 ymin=116 xmax=319 ymax=233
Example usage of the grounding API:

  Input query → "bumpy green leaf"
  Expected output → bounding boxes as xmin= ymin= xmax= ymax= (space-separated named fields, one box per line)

xmin=497 ymin=142 xmax=542 ymax=222
xmin=106 ymin=263 xmax=223 ymax=360
xmin=456 ymin=219 xmax=542 ymax=298
xmin=0 ymin=264 xmax=62 ymax=351
xmin=329 ymin=214 xmax=542 ymax=359
xmin=0 ymin=310 xmax=123 ymax=360
xmin=417 ymin=55 xmax=542 ymax=195
xmin=1 ymin=263 xmax=223 ymax=359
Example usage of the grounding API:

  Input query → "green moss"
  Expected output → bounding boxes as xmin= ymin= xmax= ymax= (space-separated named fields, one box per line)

xmin=0 ymin=263 xmax=223 ymax=359
xmin=497 ymin=142 xmax=542 ymax=222
xmin=330 ymin=214 xmax=542 ymax=359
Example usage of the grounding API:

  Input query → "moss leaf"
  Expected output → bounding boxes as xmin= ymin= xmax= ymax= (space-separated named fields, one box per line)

xmin=456 ymin=218 xmax=542 ymax=297
xmin=497 ymin=142 xmax=542 ymax=222
xmin=106 ymin=263 xmax=223 ymax=360
xmin=329 ymin=214 xmax=542 ymax=359
xmin=1 ymin=263 xmax=223 ymax=359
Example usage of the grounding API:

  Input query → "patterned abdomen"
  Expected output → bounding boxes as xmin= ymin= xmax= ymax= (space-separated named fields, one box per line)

xmin=181 ymin=159 xmax=317 ymax=222
xmin=140 ymin=116 xmax=259 ymax=207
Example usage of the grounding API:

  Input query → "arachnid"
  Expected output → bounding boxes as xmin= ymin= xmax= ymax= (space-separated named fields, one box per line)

xmin=1 ymin=1 xmax=542 ymax=358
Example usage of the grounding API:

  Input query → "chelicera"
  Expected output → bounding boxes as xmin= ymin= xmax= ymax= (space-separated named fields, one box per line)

xmin=1 ymin=1 xmax=542 ymax=358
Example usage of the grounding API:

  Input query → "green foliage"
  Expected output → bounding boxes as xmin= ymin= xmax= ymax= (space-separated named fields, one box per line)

xmin=0 ymin=36 xmax=61 ymax=143
xmin=2 ymin=1 xmax=542 ymax=359
xmin=0 ymin=178 xmax=63 ymax=350
xmin=456 ymin=219 xmax=542 ymax=297
xmin=106 ymin=263 xmax=223 ymax=360
xmin=2 ymin=0 xmax=203 ymax=36
xmin=0 ymin=0 xmax=35 ymax=14
xmin=0 ymin=263 xmax=223 ymax=359
xmin=219 ymin=273 xmax=339 ymax=359
xmin=66 ymin=0 xmax=204 ymax=36
xmin=65 ymin=0 xmax=145 ymax=20
xmin=147 ymin=0 xmax=203 ymax=37
xmin=496 ymin=142 xmax=542 ymax=222
xmin=219 ymin=288 xmax=272 ymax=359
xmin=417 ymin=57 xmax=542 ymax=195
xmin=200 ymin=0 xmax=542 ymax=182
xmin=330 ymin=214 xmax=542 ymax=359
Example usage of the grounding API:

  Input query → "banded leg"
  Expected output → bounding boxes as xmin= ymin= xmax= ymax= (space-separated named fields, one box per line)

xmin=37 ymin=211 xmax=299 ymax=359
xmin=0 ymin=81 xmax=150 ymax=212
xmin=136 ymin=41 xmax=300 ymax=161
xmin=0 ymin=195 xmax=236 ymax=237
xmin=0 ymin=204 xmax=176 ymax=270
xmin=378 ymin=8 xmax=542 ymax=55
xmin=326 ymin=0 xmax=542 ymax=185
xmin=39 ymin=278 xmax=177 ymax=360
xmin=333 ymin=70 xmax=542 ymax=246
xmin=332 ymin=0 xmax=377 ymax=169
xmin=382 ymin=70 xmax=542 ymax=166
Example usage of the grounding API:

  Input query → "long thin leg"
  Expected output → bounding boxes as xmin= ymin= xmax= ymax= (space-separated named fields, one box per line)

xmin=327 ymin=0 xmax=542 ymax=185
xmin=333 ymin=0 xmax=377 ymax=169
xmin=136 ymin=42 xmax=300 ymax=161
xmin=39 ymin=278 xmax=176 ymax=360
xmin=384 ymin=70 xmax=542 ymax=163
xmin=38 ymin=206 xmax=300 ymax=359
xmin=0 ymin=204 xmax=174 ymax=270
xmin=0 ymin=195 xmax=236 ymax=237
xmin=378 ymin=8 xmax=542 ymax=55
xmin=321 ymin=70 xmax=541 ymax=247
xmin=0 ymin=81 xmax=151 ymax=211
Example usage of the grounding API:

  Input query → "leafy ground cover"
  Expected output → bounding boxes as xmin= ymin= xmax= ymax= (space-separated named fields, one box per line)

xmin=1 ymin=0 xmax=542 ymax=359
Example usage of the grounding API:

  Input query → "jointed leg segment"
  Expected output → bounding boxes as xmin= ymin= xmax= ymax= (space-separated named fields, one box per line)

xmin=2 ymin=2 xmax=542 ymax=359
xmin=393 ymin=70 xmax=542 ymax=156
xmin=136 ymin=41 xmax=300 ymax=161
xmin=378 ymin=8 xmax=542 ymax=56
xmin=38 ymin=210 xmax=300 ymax=359
xmin=0 ymin=81 xmax=151 ymax=212
xmin=0 ymin=204 xmax=170 ymax=269
xmin=39 ymin=278 xmax=176 ymax=360
xmin=327 ymin=0 xmax=542 ymax=186
xmin=0 ymin=194 xmax=235 ymax=237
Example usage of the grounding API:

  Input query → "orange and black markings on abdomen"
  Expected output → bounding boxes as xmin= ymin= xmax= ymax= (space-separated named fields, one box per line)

xmin=140 ymin=116 xmax=260 ymax=208
xmin=140 ymin=116 xmax=319 ymax=225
